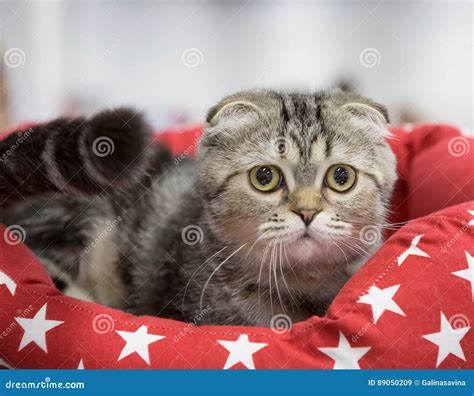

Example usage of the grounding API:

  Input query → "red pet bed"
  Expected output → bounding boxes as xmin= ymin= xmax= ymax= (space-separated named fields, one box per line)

xmin=0 ymin=123 xmax=473 ymax=369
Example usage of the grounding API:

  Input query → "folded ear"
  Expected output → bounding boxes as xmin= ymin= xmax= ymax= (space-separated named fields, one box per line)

xmin=206 ymin=99 xmax=261 ymax=127
xmin=341 ymin=101 xmax=389 ymax=126
xmin=340 ymin=97 xmax=392 ymax=139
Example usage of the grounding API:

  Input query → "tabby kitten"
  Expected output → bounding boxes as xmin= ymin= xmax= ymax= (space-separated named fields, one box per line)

xmin=0 ymin=89 xmax=397 ymax=326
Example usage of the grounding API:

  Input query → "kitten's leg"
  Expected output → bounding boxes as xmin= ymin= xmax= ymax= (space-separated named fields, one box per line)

xmin=1 ymin=194 xmax=105 ymax=298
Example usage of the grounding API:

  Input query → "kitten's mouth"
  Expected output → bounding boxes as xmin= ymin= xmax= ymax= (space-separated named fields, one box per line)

xmin=284 ymin=230 xmax=318 ymax=247
xmin=257 ymin=228 xmax=321 ymax=250
xmin=274 ymin=229 xmax=316 ymax=244
xmin=301 ymin=231 xmax=312 ymax=239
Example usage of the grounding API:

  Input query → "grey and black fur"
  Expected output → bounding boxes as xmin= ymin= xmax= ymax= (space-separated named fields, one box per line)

xmin=0 ymin=90 xmax=397 ymax=326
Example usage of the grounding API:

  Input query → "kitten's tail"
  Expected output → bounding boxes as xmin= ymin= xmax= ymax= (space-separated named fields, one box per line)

xmin=0 ymin=108 xmax=164 ymax=205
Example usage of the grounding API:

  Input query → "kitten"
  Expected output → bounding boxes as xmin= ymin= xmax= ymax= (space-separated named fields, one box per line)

xmin=0 ymin=89 xmax=397 ymax=326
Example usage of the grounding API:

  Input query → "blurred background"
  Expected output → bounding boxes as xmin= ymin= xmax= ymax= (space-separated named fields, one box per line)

xmin=0 ymin=0 xmax=472 ymax=131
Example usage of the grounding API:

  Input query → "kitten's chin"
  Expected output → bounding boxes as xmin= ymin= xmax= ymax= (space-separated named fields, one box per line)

xmin=278 ymin=230 xmax=355 ymax=266
xmin=280 ymin=233 xmax=330 ymax=264
xmin=290 ymin=237 xmax=320 ymax=263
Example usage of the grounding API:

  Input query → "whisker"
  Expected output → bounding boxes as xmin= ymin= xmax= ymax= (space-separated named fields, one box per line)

xmin=268 ymin=240 xmax=276 ymax=317
xmin=348 ymin=219 xmax=411 ymax=228
xmin=279 ymin=241 xmax=298 ymax=308
xmin=244 ymin=230 xmax=270 ymax=262
xmin=344 ymin=234 xmax=381 ymax=253
xmin=273 ymin=239 xmax=285 ymax=314
xmin=181 ymin=246 xmax=227 ymax=310
xmin=282 ymin=242 xmax=303 ymax=290
xmin=332 ymin=240 xmax=350 ymax=269
xmin=199 ymin=243 xmax=247 ymax=310
xmin=257 ymin=239 xmax=271 ymax=306
xmin=338 ymin=239 xmax=372 ymax=259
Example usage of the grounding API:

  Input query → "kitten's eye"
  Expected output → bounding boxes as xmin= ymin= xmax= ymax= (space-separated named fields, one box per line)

xmin=249 ymin=165 xmax=283 ymax=192
xmin=325 ymin=164 xmax=357 ymax=192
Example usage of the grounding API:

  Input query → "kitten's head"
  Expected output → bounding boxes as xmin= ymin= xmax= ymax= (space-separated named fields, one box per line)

xmin=197 ymin=89 xmax=397 ymax=270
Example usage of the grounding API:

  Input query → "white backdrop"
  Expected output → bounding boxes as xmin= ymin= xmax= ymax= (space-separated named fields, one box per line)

xmin=0 ymin=1 xmax=472 ymax=129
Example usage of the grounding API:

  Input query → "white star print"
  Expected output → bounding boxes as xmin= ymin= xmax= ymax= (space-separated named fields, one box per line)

xmin=397 ymin=234 xmax=430 ymax=266
xmin=318 ymin=331 xmax=371 ymax=369
xmin=217 ymin=334 xmax=268 ymax=369
xmin=0 ymin=358 xmax=14 ymax=369
xmin=15 ymin=303 xmax=63 ymax=353
xmin=0 ymin=270 xmax=16 ymax=296
xmin=358 ymin=284 xmax=405 ymax=324
xmin=422 ymin=312 xmax=470 ymax=367
xmin=452 ymin=251 xmax=474 ymax=301
xmin=77 ymin=359 xmax=85 ymax=369
xmin=116 ymin=325 xmax=165 ymax=365
xmin=468 ymin=210 xmax=474 ymax=226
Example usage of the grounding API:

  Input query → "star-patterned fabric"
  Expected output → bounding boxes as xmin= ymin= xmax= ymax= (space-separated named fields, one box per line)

xmin=0 ymin=124 xmax=472 ymax=369
xmin=116 ymin=326 xmax=165 ymax=365
xmin=357 ymin=284 xmax=405 ymax=324
xmin=218 ymin=334 xmax=268 ymax=369
xmin=422 ymin=312 xmax=470 ymax=367
xmin=318 ymin=332 xmax=371 ymax=369
xmin=15 ymin=303 xmax=63 ymax=353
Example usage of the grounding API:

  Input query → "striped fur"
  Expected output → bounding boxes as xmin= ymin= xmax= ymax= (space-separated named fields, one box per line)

xmin=0 ymin=108 xmax=153 ymax=205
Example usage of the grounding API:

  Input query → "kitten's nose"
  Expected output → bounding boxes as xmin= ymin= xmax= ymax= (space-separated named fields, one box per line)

xmin=294 ymin=209 xmax=319 ymax=226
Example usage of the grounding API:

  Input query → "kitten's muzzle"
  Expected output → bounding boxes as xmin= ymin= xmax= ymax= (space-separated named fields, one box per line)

xmin=289 ymin=188 xmax=322 ymax=226
xmin=292 ymin=208 xmax=320 ymax=226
